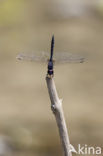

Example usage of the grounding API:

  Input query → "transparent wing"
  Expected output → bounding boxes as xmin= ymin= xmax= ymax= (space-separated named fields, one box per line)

xmin=54 ymin=52 xmax=85 ymax=64
xmin=16 ymin=51 xmax=85 ymax=64
xmin=16 ymin=51 xmax=49 ymax=63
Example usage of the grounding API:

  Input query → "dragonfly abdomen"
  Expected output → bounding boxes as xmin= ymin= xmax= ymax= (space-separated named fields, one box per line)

xmin=50 ymin=35 xmax=54 ymax=61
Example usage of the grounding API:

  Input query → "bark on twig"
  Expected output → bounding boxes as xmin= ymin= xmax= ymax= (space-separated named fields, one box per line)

xmin=46 ymin=77 xmax=72 ymax=156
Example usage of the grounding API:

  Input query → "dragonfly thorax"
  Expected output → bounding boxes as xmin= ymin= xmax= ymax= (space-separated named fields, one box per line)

xmin=47 ymin=60 xmax=54 ymax=77
xmin=48 ymin=60 xmax=53 ymax=70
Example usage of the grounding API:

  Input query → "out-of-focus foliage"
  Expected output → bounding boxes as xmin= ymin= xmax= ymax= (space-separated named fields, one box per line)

xmin=96 ymin=0 xmax=103 ymax=16
xmin=0 ymin=0 xmax=25 ymax=26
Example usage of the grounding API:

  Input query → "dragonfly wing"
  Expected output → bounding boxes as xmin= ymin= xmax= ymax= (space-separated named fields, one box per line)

xmin=16 ymin=51 xmax=50 ymax=63
xmin=54 ymin=52 xmax=85 ymax=64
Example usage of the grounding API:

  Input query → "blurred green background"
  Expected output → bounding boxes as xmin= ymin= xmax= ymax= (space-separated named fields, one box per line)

xmin=0 ymin=0 xmax=103 ymax=155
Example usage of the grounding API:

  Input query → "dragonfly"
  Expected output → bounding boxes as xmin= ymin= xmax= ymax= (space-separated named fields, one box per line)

xmin=17 ymin=36 xmax=85 ymax=78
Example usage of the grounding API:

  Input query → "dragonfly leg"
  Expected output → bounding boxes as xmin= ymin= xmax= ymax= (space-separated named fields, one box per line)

xmin=47 ymin=73 xmax=54 ymax=78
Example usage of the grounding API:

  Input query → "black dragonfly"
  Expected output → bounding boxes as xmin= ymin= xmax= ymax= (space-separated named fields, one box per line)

xmin=17 ymin=36 xmax=85 ymax=78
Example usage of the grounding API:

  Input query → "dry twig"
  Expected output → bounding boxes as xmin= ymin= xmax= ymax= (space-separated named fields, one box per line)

xmin=46 ymin=77 xmax=72 ymax=156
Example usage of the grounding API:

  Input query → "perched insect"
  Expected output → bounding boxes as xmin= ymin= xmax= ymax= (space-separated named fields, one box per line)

xmin=17 ymin=36 xmax=85 ymax=78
